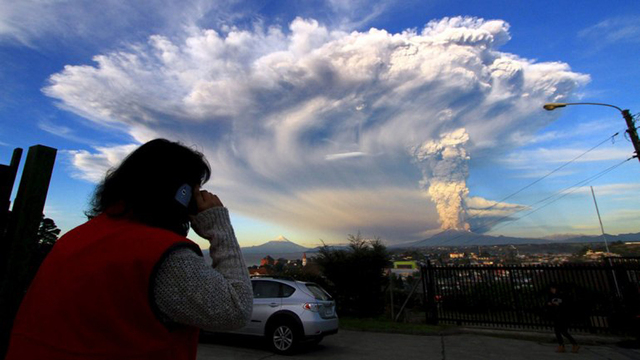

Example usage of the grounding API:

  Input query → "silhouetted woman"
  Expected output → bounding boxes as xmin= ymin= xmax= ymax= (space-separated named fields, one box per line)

xmin=6 ymin=139 xmax=252 ymax=360
xmin=547 ymin=284 xmax=579 ymax=353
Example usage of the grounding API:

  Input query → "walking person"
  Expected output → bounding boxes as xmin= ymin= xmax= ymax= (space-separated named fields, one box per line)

xmin=6 ymin=139 xmax=253 ymax=360
xmin=547 ymin=284 xmax=579 ymax=353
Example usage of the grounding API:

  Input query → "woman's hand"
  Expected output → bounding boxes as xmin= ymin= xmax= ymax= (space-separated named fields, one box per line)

xmin=193 ymin=186 xmax=223 ymax=212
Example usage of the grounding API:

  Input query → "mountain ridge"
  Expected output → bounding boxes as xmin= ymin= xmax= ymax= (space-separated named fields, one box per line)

xmin=391 ymin=230 xmax=640 ymax=248
xmin=236 ymin=231 xmax=640 ymax=253
xmin=241 ymin=237 xmax=312 ymax=254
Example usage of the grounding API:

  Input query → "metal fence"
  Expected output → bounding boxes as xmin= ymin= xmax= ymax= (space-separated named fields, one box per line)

xmin=420 ymin=258 xmax=640 ymax=334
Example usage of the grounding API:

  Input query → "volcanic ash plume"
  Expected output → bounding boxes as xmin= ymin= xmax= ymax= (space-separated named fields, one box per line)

xmin=410 ymin=128 xmax=471 ymax=231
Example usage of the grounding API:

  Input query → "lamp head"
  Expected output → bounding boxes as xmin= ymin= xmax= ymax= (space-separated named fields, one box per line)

xmin=543 ymin=103 xmax=568 ymax=111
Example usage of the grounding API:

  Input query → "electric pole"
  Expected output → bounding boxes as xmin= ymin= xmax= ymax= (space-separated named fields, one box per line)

xmin=621 ymin=109 xmax=640 ymax=162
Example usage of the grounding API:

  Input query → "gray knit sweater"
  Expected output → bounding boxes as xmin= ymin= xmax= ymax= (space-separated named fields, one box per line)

xmin=152 ymin=207 xmax=252 ymax=331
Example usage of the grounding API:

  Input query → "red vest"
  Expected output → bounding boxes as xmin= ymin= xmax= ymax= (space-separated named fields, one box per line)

xmin=6 ymin=214 xmax=203 ymax=360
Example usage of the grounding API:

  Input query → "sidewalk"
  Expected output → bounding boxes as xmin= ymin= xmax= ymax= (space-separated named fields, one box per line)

xmin=456 ymin=326 xmax=632 ymax=345
xmin=197 ymin=330 xmax=640 ymax=359
xmin=442 ymin=333 xmax=638 ymax=360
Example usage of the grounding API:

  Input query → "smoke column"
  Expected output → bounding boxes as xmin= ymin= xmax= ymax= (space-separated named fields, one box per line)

xmin=410 ymin=128 xmax=471 ymax=231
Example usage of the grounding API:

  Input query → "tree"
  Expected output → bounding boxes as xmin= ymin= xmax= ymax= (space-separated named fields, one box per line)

xmin=575 ymin=245 xmax=592 ymax=257
xmin=314 ymin=232 xmax=390 ymax=318
xmin=31 ymin=217 xmax=60 ymax=271
xmin=37 ymin=217 xmax=60 ymax=247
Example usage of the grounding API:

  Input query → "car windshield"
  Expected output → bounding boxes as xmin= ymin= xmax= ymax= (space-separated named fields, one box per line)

xmin=305 ymin=283 xmax=332 ymax=301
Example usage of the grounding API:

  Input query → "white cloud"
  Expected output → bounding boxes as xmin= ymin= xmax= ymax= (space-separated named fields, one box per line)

xmin=573 ymin=183 xmax=640 ymax=197
xmin=509 ymin=169 xmax=577 ymax=180
xmin=568 ymin=209 xmax=640 ymax=236
xmin=66 ymin=144 xmax=138 ymax=182
xmin=515 ymin=118 xmax=622 ymax=146
xmin=0 ymin=0 xmax=396 ymax=48
xmin=326 ymin=0 xmax=396 ymax=30
xmin=604 ymin=209 xmax=640 ymax=222
xmin=50 ymin=17 xmax=588 ymax=241
xmin=325 ymin=152 xmax=368 ymax=161
xmin=504 ymin=147 xmax=631 ymax=169
xmin=579 ymin=16 xmax=640 ymax=48
xmin=0 ymin=0 xmax=236 ymax=46
xmin=38 ymin=120 xmax=95 ymax=144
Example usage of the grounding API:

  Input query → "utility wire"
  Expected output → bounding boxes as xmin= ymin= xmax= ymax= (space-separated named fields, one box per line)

xmin=489 ymin=156 xmax=633 ymax=231
xmin=457 ymin=156 xmax=634 ymax=246
xmin=467 ymin=132 xmax=619 ymax=221
xmin=483 ymin=156 xmax=631 ymax=232
xmin=433 ymin=132 xmax=621 ymax=247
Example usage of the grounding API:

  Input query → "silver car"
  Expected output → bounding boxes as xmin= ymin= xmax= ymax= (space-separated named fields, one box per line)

xmin=226 ymin=276 xmax=339 ymax=354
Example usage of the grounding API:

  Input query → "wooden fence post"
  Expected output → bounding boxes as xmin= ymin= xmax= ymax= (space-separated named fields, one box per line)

xmin=0 ymin=145 xmax=56 ymax=357
xmin=0 ymin=148 xmax=23 ymax=279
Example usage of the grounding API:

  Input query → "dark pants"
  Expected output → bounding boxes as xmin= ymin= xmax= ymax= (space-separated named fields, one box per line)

xmin=554 ymin=321 xmax=577 ymax=346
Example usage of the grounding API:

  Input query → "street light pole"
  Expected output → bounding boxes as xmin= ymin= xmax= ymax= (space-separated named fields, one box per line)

xmin=543 ymin=102 xmax=640 ymax=163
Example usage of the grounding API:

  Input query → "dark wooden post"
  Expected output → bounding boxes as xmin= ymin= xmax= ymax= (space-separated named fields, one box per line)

xmin=424 ymin=260 xmax=438 ymax=325
xmin=0 ymin=148 xmax=23 ymax=278
xmin=421 ymin=264 xmax=428 ymax=323
xmin=0 ymin=145 xmax=56 ymax=357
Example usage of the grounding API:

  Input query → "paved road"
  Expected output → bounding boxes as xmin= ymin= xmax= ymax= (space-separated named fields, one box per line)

xmin=198 ymin=330 xmax=640 ymax=360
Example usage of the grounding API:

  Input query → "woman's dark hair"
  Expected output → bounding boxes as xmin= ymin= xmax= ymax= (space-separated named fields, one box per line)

xmin=88 ymin=139 xmax=211 ymax=235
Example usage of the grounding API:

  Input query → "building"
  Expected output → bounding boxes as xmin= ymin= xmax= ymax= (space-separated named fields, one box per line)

xmin=391 ymin=260 xmax=420 ymax=278
xmin=584 ymin=250 xmax=621 ymax=260
xmin=393 ymin=261 xmax=418 ymax=270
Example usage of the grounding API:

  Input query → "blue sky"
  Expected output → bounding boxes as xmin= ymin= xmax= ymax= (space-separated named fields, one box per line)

xmin=1 ymin=0 xmax=639 ymax=248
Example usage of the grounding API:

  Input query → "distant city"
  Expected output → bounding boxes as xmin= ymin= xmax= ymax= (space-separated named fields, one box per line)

xmin=233 ymin=231 xmax=640 ymax=270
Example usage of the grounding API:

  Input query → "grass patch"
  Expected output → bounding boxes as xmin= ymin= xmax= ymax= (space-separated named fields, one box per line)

xmin=339 ymin=317 xmax=451 ymax=336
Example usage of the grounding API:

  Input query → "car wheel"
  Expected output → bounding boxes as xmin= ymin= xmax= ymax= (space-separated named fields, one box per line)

xmin=268 ymin=321 xmax=299 ymax=355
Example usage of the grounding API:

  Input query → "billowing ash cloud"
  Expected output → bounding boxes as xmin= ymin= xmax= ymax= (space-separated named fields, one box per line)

xmin=44 ymin=17 xmax=589 ymax=242
xmin=410 ymin=128 xmax=470 ymax=231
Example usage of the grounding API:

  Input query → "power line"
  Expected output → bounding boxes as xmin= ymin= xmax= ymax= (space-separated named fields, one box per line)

xmin=467 ymin=131 xmax=620 ymax=221
xmin=456 ymin=156 xmax=634 ymax=246
xmin=488 ymin=156 xmax=633 ymax=232
xmin=435 ymin=152 xmax=632 ymax=247
xmin=433 ymin=132 xmax=622 ymax=247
